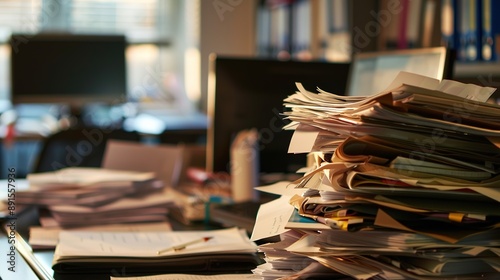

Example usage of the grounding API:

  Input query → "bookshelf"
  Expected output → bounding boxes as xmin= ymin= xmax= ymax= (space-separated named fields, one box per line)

xmin=254 ymin=0 xmax=444 ymax=60
xmin=253 ymin=0 xmax=500 ymax=97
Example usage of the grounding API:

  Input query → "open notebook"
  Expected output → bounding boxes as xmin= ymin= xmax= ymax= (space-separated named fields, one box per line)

xmin=52 ymin=227 xmax=262 ymax=275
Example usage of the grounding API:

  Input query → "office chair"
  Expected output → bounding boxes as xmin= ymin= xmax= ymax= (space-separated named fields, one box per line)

xmin=33 ymin=127 xmax=141 ymax=173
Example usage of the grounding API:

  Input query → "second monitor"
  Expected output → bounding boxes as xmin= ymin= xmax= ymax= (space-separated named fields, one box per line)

xmin=346 ymin=47 xmax=454 ymax=96
xmin=207 ymin=55 xmax=350 ymax=177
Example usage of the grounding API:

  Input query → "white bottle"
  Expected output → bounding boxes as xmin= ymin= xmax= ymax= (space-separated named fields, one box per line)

xmin=230 ymin=129 xmax=260 ymax=202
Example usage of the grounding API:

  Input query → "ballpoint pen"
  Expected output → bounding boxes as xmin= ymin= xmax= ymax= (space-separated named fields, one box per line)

xmin=157 ymin=237 xmax=213 ymax=255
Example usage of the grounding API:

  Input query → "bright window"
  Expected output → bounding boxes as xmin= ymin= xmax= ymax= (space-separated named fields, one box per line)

xmin=0 ymin=0 xmax=182 ymax=106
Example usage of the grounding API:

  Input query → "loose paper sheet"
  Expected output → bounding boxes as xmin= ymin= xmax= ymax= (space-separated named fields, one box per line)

xmin=288 ymin=130 xmax=319 ymax=153
xmin=250 ymin=195 xmax=295 ymax=241
xmin=255 ymin=181 xmax=306 ymax=197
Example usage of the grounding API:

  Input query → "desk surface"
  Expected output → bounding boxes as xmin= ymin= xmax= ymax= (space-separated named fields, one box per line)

xmin=1 ymin=207 xmax=51 ymax=280
xmin=0 ymin=235 xmax=48 ymax=279
xmin=1 ymin=206 xmax=229 ymax=280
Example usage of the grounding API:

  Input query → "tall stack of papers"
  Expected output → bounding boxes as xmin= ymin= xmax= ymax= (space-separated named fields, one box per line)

xmin=251 ymin=72 xmax=500 ymax=279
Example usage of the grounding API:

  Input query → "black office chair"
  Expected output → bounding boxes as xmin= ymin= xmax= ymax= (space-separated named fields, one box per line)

xmin=33 ymin=127 xmax=141 ymax=173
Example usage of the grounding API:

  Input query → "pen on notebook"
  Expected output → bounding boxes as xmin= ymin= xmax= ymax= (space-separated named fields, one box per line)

xmin=157 ymin=237 xmax=213 ymax=255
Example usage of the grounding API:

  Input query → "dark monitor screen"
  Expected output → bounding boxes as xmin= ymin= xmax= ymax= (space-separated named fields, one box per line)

xmin=207 ymin=55 xmax=350 ymax=175
xmin=10 ymin=33 xmax=127 ymax=109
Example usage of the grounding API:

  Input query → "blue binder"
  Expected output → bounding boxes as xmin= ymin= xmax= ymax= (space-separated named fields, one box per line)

xmin=457 ymin=0 xmax=482 ymax=61
xmin=481 ymin=0 xmax=500 ymax=61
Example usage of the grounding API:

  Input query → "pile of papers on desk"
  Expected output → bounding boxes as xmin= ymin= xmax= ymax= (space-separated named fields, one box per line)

xmin=52 ymin=227 xmax=261 ymax=275
xmin=251 ymin=72 xmax=500 ymax=279
xmin=18 ymin=167 xmax=173 ymax=227
xmin=17 ymin=142 xmax=188 ymax=250
xmin=18 ymin=167 xmax=161 ymax=206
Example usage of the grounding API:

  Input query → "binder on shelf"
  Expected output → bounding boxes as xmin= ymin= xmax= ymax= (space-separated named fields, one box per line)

xmin=420 ymin=0 xmax=441 ymax=48
xmin=256 ymin=0 xmax=272 ymax=57
xmin=291 ymin=0 xmax=313 ymax=60
xmin=481 ymin=0 xmax=500 ymax=61
xmin=406 ymin=0 xmax=424 ymax=48
xmin=325 ymin=0 xmax=350 ymax=61
xmin=441 ymin=0 xmax=458 ymax=49
xmin=378 ymin=0 xmax=401 ymax=50
xmin=378 ymin=0 xmax=423 ymax=50
xmin=269 ymin=0 xmax=293 ymax=59
xmin=457 ymin=0 xmax=481 ymax=61
xmin=397 ymin=0 xmax=410 ymax=49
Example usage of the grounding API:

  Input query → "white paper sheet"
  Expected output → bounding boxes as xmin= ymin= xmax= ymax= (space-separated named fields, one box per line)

xmin=288 ymin=130 xmax=319 ymax=153
xmin=255 ymin=181 xmax=306 ymax=197
xmin=250 ymin=196 xmax=295 ymax=241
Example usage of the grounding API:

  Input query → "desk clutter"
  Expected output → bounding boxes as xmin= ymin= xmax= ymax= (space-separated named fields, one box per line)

xmin=250 ymin=72 xmax=500 ymax=279
xmin=5 ymin=139 xmax=263 ymax=277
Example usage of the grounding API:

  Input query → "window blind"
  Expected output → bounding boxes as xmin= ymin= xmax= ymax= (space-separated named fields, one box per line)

xmin=0 ymin=0 xmax=171 ymax=43
xmin=70 ymin=0 xmax=168 ymax=43
xmin=0 ymin=0 xmax=177 ymax=102
xmin=0 ymin=0 xmax=43 ymax=42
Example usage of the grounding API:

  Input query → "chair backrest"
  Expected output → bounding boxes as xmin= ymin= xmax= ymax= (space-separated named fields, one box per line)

xmin=33 ymin=128 xmax=141 ymax=173
xmin=102 ymin=140 xmax=186 ymax=187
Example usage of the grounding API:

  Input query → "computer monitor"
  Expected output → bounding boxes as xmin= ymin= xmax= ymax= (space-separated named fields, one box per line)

xmin=346 ymin=47 xmax=454 ymax=96
xmin=207 ymin=55 xmax=350 ymax=176
xmin=10 ymin=33 xmax=127 ymax=113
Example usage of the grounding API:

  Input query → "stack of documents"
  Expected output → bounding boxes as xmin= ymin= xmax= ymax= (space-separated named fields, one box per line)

xmin=43 ymin=190 xmax=174 ymax=227
xmin=19 ymin=167 xmax=161 ymax=207
xmin=17 ymin=167 xmax=174 ymax=232
xmin=52 ymin=227 xmax=261 ymax=275
xmin=250 ymin=72 xmax=500 ymax=279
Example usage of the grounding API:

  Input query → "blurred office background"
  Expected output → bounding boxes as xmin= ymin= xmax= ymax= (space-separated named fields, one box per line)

xmin=1 ymin=0 xmax=499 ymax=178
xmin=2 ymin=0 xmax=500 ymax=119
